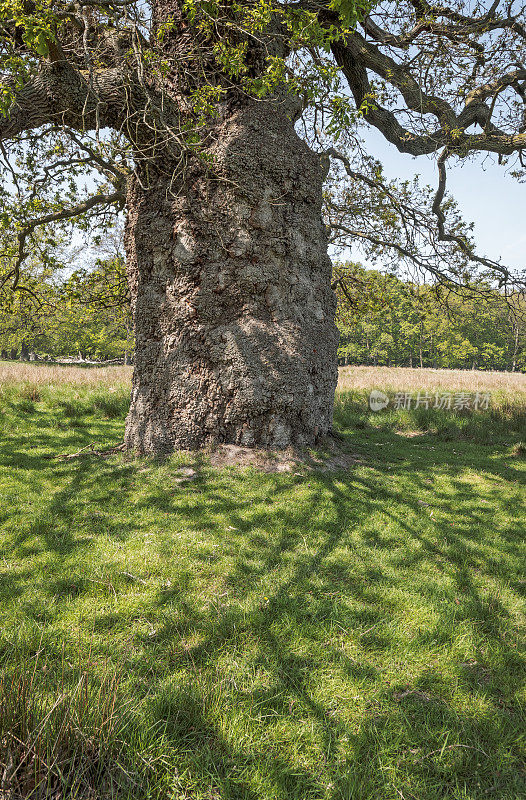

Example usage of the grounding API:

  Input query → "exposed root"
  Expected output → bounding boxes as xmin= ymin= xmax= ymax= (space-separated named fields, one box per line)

xmin=208 ymin=439 xmax=361 ymax=473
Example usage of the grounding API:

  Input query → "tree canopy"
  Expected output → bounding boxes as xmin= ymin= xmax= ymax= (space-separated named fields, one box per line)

xmin=0 ymin=246 xmax=132 ymax=359
xmin=0 ymin=1 xmax=524 ymax=296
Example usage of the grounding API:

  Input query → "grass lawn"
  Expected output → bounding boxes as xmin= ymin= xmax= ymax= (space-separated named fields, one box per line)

xmin=0 ymin=365 xmax=524 ymax=799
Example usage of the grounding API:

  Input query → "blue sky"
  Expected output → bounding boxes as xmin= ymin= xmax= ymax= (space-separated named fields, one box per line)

xmin=359 ymin=127 xmax=525 ymax=272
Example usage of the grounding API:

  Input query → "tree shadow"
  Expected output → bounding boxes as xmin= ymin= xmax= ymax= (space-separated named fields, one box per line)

xmin=0 ymin=411 xmax=524 ymax=798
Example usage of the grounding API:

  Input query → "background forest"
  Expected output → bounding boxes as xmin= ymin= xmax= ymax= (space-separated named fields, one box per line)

xmin=336 ymin=264 xmax=526 ymax=372
xmin=1 ymin=256 xmax=524 ymax=371
xmin=0 ymin=252 xmax=133 ymax=362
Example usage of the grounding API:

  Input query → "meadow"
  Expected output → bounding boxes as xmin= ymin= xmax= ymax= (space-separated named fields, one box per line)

xmin=0 ymin=362 xmax=524 ymax=799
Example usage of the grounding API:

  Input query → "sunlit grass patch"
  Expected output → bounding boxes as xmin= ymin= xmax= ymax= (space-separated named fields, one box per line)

xmin=0 ymin=364 xmax=524 ymax=799
xmin=333 ymin=387 xmax=526 ymax=447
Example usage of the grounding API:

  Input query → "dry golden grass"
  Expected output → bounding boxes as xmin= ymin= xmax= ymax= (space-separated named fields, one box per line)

xmin=337 ymin=365 xmax=526 ymax=397
xmin=0 ymin=361 xmax=132 ymax=389
xmin=1 ymin=361 xmax=525 ymax=400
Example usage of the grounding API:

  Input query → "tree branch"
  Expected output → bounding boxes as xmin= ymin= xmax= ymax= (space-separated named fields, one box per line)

xmin=325 ymin=145 xmax=517 ymax=290
xmin=0 ymin=62 xmax=139 ymax=142
xmin=326 ymin=2 xmax=526 ymax=159
xmin=0 ymin=190 xmax=124 ymax=293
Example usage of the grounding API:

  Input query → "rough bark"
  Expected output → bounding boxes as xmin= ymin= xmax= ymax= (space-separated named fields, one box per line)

xmin=124 ymin=98 xmax=339 ymax=453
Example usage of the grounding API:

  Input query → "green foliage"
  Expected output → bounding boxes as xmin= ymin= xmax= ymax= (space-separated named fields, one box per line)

xmin=0 ymin=254 xmax=132 ymax=360
xmin=179 ymin=0 xmax=371 ymax=123
xmin=336 ymin=263 xmax=526 ymax=371
xmin=330 ymin=0 xmax=374 ymax=30
xmin=0 ymin=0 xmax=58 ymax=110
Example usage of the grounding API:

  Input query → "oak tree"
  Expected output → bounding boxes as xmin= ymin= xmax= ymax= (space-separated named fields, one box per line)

xmin=0 ymin=0 xmax=524 ymax=452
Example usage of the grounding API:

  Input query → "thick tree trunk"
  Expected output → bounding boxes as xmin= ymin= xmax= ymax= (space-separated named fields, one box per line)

xmin=124 ymin=100 xmax=339 ymax=454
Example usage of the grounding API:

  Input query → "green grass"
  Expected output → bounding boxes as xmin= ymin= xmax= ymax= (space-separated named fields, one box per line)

xmin=0 ymin=380 xmax=525 ymax=799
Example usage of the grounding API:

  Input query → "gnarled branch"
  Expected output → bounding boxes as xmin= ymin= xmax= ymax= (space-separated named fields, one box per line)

xmin=1 ymin=189 xmax=124 ymax=293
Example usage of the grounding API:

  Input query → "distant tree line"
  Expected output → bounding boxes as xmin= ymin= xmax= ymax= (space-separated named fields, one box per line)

xmin=0 ymin=254 xmax=132 ymax=363
xmin=336 ymin=264 xmax=525 ymax=372
xmin=2 ymin=254 xmax=524 ymax=373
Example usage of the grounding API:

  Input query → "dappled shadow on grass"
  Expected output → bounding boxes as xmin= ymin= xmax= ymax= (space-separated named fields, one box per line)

xmin=0 ymin=414 xmax=130 ymax=606
xmin=0 ymin=404 xmax=524 ymax=798
xmin=129 ymin=446 xmax=523 ymax=797
xmin=141 ymin=532 xmax=524 ymax=798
